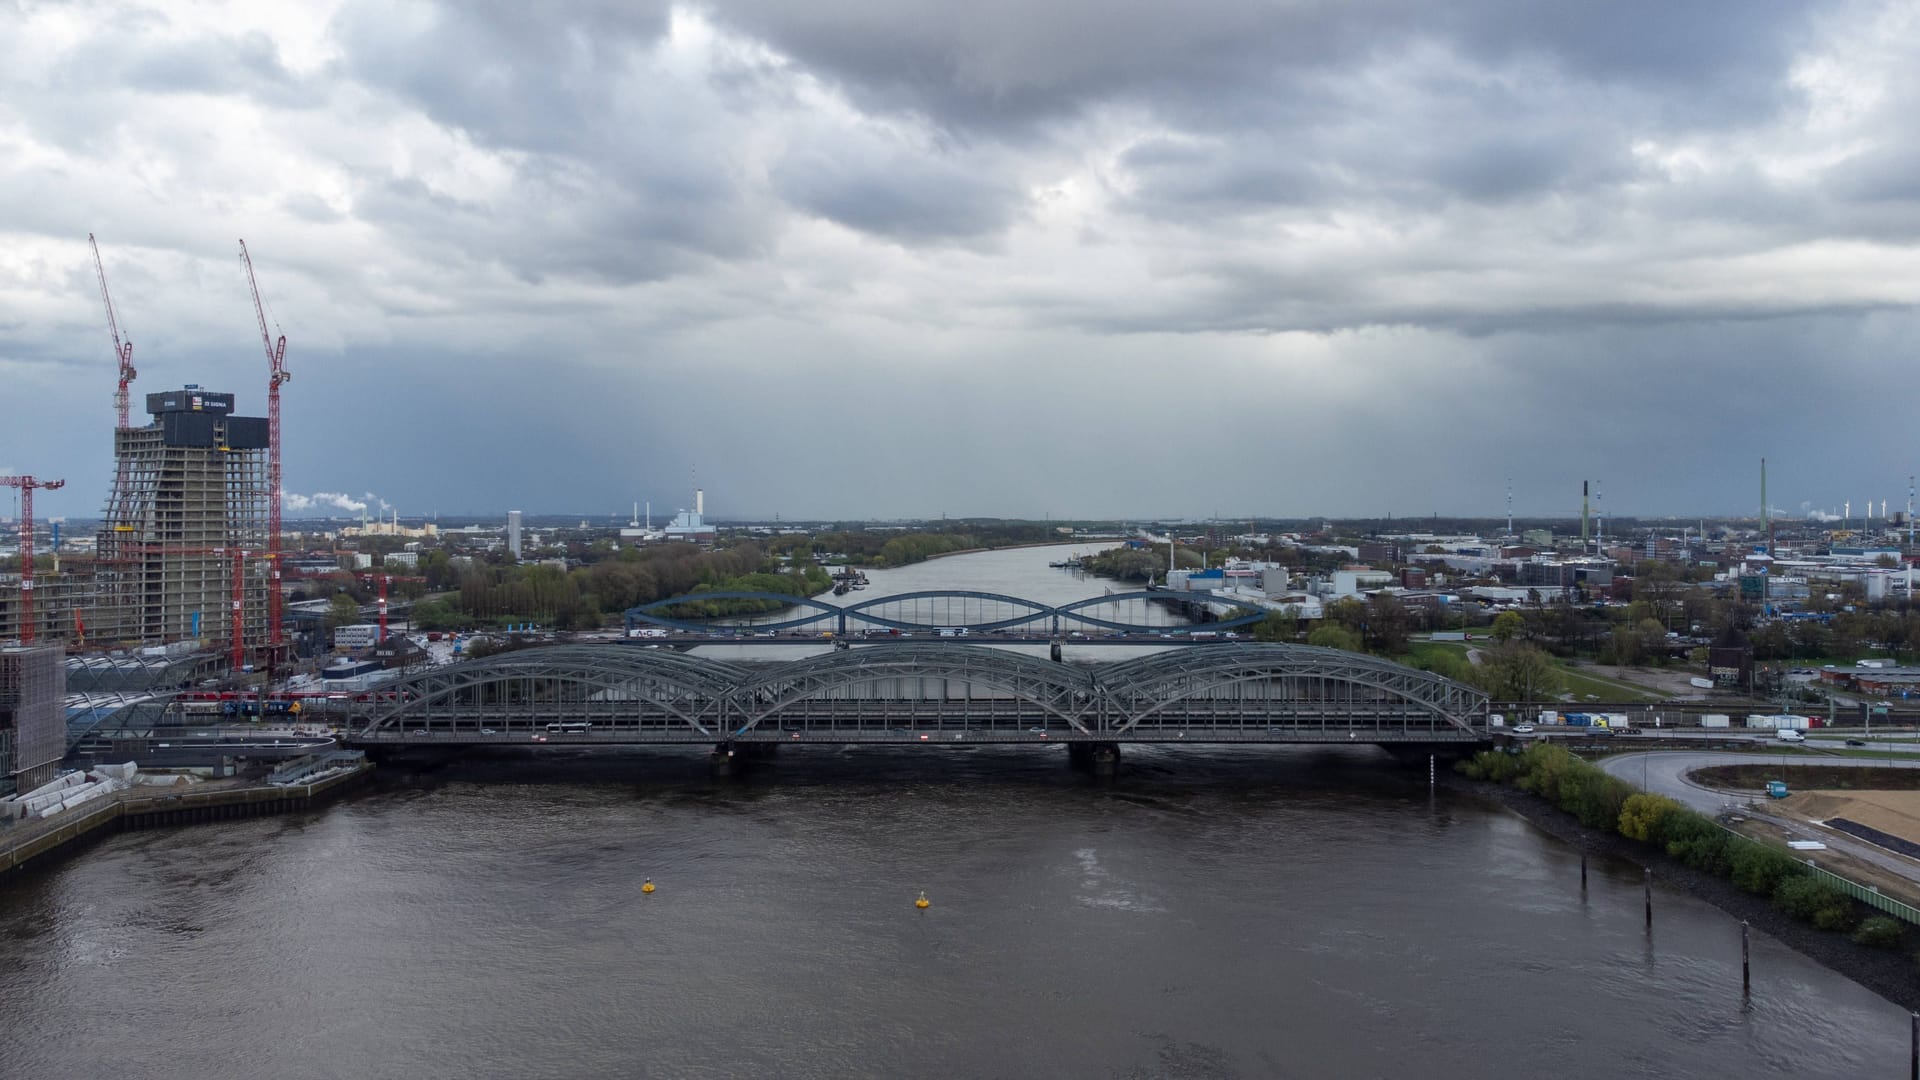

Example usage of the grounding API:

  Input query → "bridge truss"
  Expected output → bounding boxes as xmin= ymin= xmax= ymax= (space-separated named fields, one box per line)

xmin=624 ymin=589 xmax=1262 ymax=636
xmin=352 ymin=643 xmax=1488 ymax=746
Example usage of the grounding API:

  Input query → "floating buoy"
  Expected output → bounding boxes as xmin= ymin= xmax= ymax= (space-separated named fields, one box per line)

xmin=642 ymin=879 xmax=656 ymax=894
xmin=915 ymin=890 xmax=930 ymax=909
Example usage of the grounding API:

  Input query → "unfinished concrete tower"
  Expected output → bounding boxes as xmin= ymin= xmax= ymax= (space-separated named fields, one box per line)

xmin=92 ymin=386 xmax=271 ymax=655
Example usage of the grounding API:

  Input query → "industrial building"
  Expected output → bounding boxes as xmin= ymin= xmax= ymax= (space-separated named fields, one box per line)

xmin=1 ymin=644 xmax=66 ymax=795
xmin=664 ymin=488 xmax=716 ymax=543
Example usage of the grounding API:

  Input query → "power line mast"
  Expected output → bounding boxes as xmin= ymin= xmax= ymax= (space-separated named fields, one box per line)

xmin=88 ymin=234 xmax=137 ymax=429
xmin=238 ymin=240 xmax=289 ymax=663
xmin=1 ymin=475 xmax=65 ymax=645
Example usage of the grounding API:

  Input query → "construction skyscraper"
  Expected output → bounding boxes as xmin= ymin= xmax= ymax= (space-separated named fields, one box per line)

xmin=91 ymin=386 xmax=272 ymax=655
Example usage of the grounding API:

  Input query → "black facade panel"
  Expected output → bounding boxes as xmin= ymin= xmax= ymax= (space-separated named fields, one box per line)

xmin=146 ymin=388 xmax=235 ymax=416
xmin=225 ymin=416 xmax=270 ymax=450
xmin=160 ymin=412 xmax=218 ymax=447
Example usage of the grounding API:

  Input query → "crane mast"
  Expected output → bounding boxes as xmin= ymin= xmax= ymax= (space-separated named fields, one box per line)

xmin=2 ymin=475 xmax=65 ymax=645
xmin=89 ymin=234 xmax=137 ymax=429
xmin=238 ymin=239 xmax=289 ymax=662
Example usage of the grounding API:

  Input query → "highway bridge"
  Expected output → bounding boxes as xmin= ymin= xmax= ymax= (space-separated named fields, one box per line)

xmin=347 ymin=642 xmax=1490 ymax=770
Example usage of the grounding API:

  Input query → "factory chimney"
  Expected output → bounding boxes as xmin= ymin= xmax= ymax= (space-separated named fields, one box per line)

xmin=1762 ymin=458 xmax=1771 ymax=556
xmin=1581 ymin=481 xmax=1590 ymax=549
xmin=695 ymin=488 xmax=705 ymax=517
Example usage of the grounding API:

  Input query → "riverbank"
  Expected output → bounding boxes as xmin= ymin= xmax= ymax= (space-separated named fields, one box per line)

xmin=1447 ymin=771 xmax=1920 ymax=1011
xmin=0 ymin=763 xmax=373 ymax=878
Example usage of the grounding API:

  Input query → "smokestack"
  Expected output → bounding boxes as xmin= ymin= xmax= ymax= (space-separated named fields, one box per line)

xmin=1582 ymin=480 xmax=1590 ymax=548
xmin=1762 ymin=458 xmax=1769 ymax=555
xmin=696 ymin=488 xmax=704 ymax=517
xmin=1506 ymin=477 xmax=1513 ymax=537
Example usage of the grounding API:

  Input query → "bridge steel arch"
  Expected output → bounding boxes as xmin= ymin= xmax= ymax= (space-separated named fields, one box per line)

xmin=348 ymin=642 xmax=1487 ymax=745
xmin=627 ymin=592 xmax=843 ymax=634
xmin=1055 ymin=591 xmax=1265 ymax=633
xmin=722 ymin=643 xmax=1100 ymax=735
xmin=1098 ymin=643 xmax=1487 ymax=736
xmin=840 ymin=590 xmax=1055 ymax=633
xmin=357 ymin=646 xmax=750 ymax=737
xmin=623 ymin=588 xmax=1265 ymax=636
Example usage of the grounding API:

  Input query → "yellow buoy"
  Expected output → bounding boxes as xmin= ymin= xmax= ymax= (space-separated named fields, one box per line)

xmin=915 ymin=891 xmax=930 ymax=909
xmin=642 ymin=879 xmax=656 ymax=894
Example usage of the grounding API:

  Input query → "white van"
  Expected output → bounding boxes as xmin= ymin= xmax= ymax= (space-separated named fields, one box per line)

xmin=1775 ymin=729 xmax=1806 ymax=743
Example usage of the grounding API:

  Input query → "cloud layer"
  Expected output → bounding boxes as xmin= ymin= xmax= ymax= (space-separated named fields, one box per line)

xmin=3 ymin=0 xmax=1919 ymax=521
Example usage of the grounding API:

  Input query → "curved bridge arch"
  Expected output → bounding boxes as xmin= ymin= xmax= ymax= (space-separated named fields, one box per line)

xmin=624 ymin=588 xmax=1263 ymax=636
xmin=1099 ymin=643 xmax=1486 ymax=734
xmin=725 ymin=644 xmax=1100 ymax=733
xmin=359 ymin=646 xmax=749 ymax=736
xmin=1055 ymin=591 xmax=1266 ymax=633
xmin=841 ymin=589 xmax=1055 ymax=632
xmin=627 ymin=591 xmax=842 ymax=633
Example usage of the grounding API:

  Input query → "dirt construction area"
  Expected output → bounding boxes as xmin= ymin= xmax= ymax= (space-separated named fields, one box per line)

xmin=1775 ymin=790 xmax=1920 ymax=849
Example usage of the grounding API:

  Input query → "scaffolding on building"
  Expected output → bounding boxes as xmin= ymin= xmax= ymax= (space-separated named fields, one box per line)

xmin=2 ymin=644 xmax=67 ymax=795
xmin=89 ymin=389 xmax=272 ymax=663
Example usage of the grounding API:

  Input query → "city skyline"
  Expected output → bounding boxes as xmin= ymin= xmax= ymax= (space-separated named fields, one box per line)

xmin=4 ymin=2 xmax=1920 ymax=520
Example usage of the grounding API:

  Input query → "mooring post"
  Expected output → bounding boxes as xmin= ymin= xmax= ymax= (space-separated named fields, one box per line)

xmin=1742 ymin=920 xmax=1751 ymax=996
xmin=1644 ymin=867 xmax=1653 ymax=929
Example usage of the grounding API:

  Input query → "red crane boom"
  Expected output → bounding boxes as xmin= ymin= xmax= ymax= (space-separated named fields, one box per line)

xmin=89 ymin=234 xmax=137 ymax=430
xmin=238 ymin=240 xmax=289 ymax=663
xmin=2 ymin=475 xmax=65 ymax=645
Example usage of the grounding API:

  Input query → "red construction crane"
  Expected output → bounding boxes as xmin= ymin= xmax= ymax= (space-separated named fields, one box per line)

xmin=89 ymin=234 xmax=137 ymax=430
xmin=363 ymin=574 xmax=428 ymax=642
xmin=238 ymin=240 xmax=289 ymax=661
xmin=1 ymin=475 xmax=65 ymax=645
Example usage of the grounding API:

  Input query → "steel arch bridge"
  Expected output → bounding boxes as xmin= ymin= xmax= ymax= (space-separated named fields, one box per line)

xmin=349 ymin=642 xmax=1489 ymax=748
xmin=624 ymin=588 xmax=1263 ymax=636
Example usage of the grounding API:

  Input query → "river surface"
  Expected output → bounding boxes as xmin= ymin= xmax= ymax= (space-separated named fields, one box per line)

xmin=1 ymin=544 xmax=1913 ymax=1077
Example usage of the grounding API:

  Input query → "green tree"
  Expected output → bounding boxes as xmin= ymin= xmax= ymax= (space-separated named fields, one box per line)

xmin=325 ymin=593 xmax=361 ymax=631
xmin=1490 ymin=611 xmax=1524 ymax=643
xmin=1618 ymin=793 xmax=1682 ymax=843
xmin=1252 ymin=609 xmax=1300 ymax=643
xmin=1306 ymin=623 xmax=1363 ymax=651
xmin=1472 ymin=643 xmax=1563 ymax=701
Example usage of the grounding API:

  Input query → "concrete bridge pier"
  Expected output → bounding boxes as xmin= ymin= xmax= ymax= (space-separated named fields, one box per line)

xmin=711 ymin=741 xmax=779 ymax=777
xmin=1068 ymin=742 xmax=1121 ymax=777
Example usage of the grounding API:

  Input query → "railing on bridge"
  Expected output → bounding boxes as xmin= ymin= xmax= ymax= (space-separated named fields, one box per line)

xmin=623 ymin=588 xmax=1267 ymax=637
xmin=349 ymin=642 xmax=1489 ymax=746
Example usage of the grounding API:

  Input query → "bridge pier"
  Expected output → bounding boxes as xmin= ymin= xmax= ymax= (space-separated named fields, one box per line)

xmin=1068 ymin=741 xmax=1120 ymax=777
xmin=711 ymin=741 xmax=778 ymax=777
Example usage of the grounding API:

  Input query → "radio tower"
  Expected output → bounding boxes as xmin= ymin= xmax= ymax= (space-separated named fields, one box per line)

xmin=1505 ymin=477 xmax=1513 ymax=537
xmin=239 ymin=240 xmax=289 ymax=663
xmin=89 ymin=234 xmax=137 ymax=429
xmin=2 ymin=475 xmax=65 ymax=645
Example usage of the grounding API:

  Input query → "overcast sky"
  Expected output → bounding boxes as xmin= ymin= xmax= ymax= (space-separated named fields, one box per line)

xmin=4 ymin=1 xmax=1920 ymax=523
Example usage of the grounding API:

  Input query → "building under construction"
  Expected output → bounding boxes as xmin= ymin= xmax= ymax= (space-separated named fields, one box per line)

xmin=85 ymin=385 xmax=273 ymax=657
xmin=1 ymin=643 xmax=65 ymax=795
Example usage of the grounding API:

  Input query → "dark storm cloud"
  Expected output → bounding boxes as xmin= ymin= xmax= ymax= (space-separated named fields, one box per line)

xmin=329 ymin=0 xmax=675 ymax=155
xmin=771 ymin=139 xmax=1024 ymax=241
xmin=703 ymin=0 xmax=1816 ymax=136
